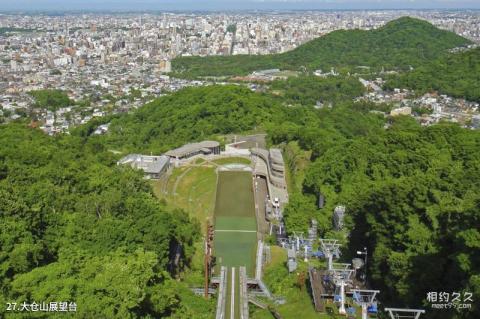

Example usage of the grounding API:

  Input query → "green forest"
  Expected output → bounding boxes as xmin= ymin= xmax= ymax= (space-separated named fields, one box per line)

xmin=270 ymin=75 xmax=365 ymax=106
xmin=385 ymin=47 xmax=480 ymax=102
xmin=1 ymin=82 xmax=479 ymax=318
xmin=99 ymin=85 xmax=288 ymax=153
xmin=28 ymin=90 xmax=72 ymax=111
xmin=298 ymin=118 xmax=480 ymax=318
xmin=172 ymin=17 xmax=470 ymax=78
xmin=0 ymin=124 xmax=214 ymax=318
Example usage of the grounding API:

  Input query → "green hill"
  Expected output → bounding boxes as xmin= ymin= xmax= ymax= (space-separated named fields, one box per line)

xmin=385 ymin=47 xmax=480 ymax=102
xmin=3 ymin=79 xmax=479 ymax=318
xmin=100 ymin=85 xmax=288 ymax=153
xmin=172 ymin=17 xmax=471 ymax=78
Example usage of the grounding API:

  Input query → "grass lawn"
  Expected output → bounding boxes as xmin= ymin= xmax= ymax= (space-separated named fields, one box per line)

xmin=215 ymin=171 xmax=255 ymax=218
xmin=152 ymin=166 xmax=217 ymax=229
xmin=194 ymin=158 xmax=206 ymax=164
xmin=214 ymin=171 xmax=257 ymax=277
xmin=283 ymin=143 xmax=311 ymax=193
xmin=215 ymin=216 xmax=257 ymax=231
xmin=212 ymin=157 xmax=252 ymax=166
xmin=214 ymin=229 xmax=257 ymax=275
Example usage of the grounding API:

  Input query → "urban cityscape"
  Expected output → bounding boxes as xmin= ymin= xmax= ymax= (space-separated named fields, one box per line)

xmin=1 ymin=10 xmax=479 ymax=134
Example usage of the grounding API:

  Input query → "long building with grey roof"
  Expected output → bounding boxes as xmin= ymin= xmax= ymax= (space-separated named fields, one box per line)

xmin=165 ymin=141 xmax=220 ymax=165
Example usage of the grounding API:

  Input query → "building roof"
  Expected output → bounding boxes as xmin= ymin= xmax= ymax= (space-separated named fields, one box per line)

xmin=118 ymin=154 xmax=170 ymax=174
xmin=269 ymin=148 xmax=284 ymax=164
xmin=165 ymin=140 xmax=219 ymax=158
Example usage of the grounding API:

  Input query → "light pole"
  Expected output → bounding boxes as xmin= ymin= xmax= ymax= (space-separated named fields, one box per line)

xmin=357 ymin=247 xmax=367 ymax=283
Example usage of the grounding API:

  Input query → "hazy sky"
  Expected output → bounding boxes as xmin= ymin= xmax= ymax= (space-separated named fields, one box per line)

xmin=1 ymin=0 xmax=480 ymax=11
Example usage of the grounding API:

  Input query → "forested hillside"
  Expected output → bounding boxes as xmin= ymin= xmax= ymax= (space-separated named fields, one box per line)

xmin=2 ymin=79 xmax=479 ymax=318
xmin=272 ymin=114 xmax=480 ymax=319
xmin=172 ymin=17 xmax=470 ymax=78
xmin=100 ymin=85 xmax=288 ymax=153
xmin=270 ymin=75 xmax=365 ymax=106
xmin=385 ymin=47 xmax=480 ymax=102
xmin=100 ymin=84 xmax=479 ymax=318
xmin=0 ymin=125 xmax=214 ymax=318
xmin=296 ymin=118 xmax=480 ymax=318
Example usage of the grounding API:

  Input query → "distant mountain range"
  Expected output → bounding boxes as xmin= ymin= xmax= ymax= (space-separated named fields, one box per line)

xmin=172 ymin=17 xmax=471 ymax=77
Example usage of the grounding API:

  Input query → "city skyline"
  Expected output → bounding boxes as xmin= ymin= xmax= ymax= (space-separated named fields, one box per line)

xmin=2 ymin=0 xmax=480 ymax=12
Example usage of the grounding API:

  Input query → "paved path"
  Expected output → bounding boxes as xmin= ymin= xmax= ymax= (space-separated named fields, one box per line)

xmin=253 ymin=175 xmax=269 ymax=238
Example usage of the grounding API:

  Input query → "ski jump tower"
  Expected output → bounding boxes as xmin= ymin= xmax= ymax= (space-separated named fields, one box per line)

xmin=352 ymin=289 xmax=380 ymax=319
xmin=319 ymin=238 xmax=341 ymax=271
xmin=385 ymin=308 xmax=425 ymax=319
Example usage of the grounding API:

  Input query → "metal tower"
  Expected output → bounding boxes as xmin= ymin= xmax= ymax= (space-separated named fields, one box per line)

xmin=352 ymin=289 xmax=380 ymax=319
xmin=385 ymin=308 xmax=425 ymax=319
xmin=329 ymin=266 xmax=354 ymax=315
xmin=319 ymin=238 xmax=341 ymax=271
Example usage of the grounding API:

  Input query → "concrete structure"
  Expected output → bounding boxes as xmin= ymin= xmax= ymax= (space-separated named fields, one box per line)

xmin=166 ymin=140 xmax=220 ymax=165
xmin=159 ymin=59 xmax=172 ymax=73
xmin=308 ymin=219 xmax=318 ymax=242
xmin=472 ymin=114 xmax=480 ymax=129
xmin=333 ymin=206 xmax=346 ymax=231
xmin=269 ymin=148 xmax=285 ymax=181
xmin=117 ymin=154 xmax=170 ymax=179
xmin=390 ymin=106 xmax=412 ymax=116
xmin=251 ymin=148 xmax=287 ymax=190
xmin=215 ymin=267 xmax=227 ymax=319
xmin=287 ymin=249 xmax=297 ymax=273
xmin=239 ymin=267 xmax=249 ymax=319
xmin=223 ymin=142 xmax=251 ymax=156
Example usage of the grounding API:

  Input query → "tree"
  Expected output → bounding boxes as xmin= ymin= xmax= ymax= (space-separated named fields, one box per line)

xmin=28 ymin=89 xmax=72 ymax=111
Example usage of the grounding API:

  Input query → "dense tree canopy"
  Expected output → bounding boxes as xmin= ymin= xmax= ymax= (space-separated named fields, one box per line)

xmin=172 ymin=17 xmax=470 ymax=78
xmin=101 ymin=85 xmax=289 ymax=153
xmin=28 ymin=89 xmax=72 ymax=111
xmin=298 ymin=117 xmax=480 ymax=318
xmin=0 ymin=124 xmax=213 ymax=318
xmin=385 ymin=47 xmax=480 ymax=102
xmin=270 ymin=75 xmax=365 ymax=106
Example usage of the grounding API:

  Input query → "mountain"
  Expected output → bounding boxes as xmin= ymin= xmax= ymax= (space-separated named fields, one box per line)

xmin=172 ymin=17 xmax=471 ymax=78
